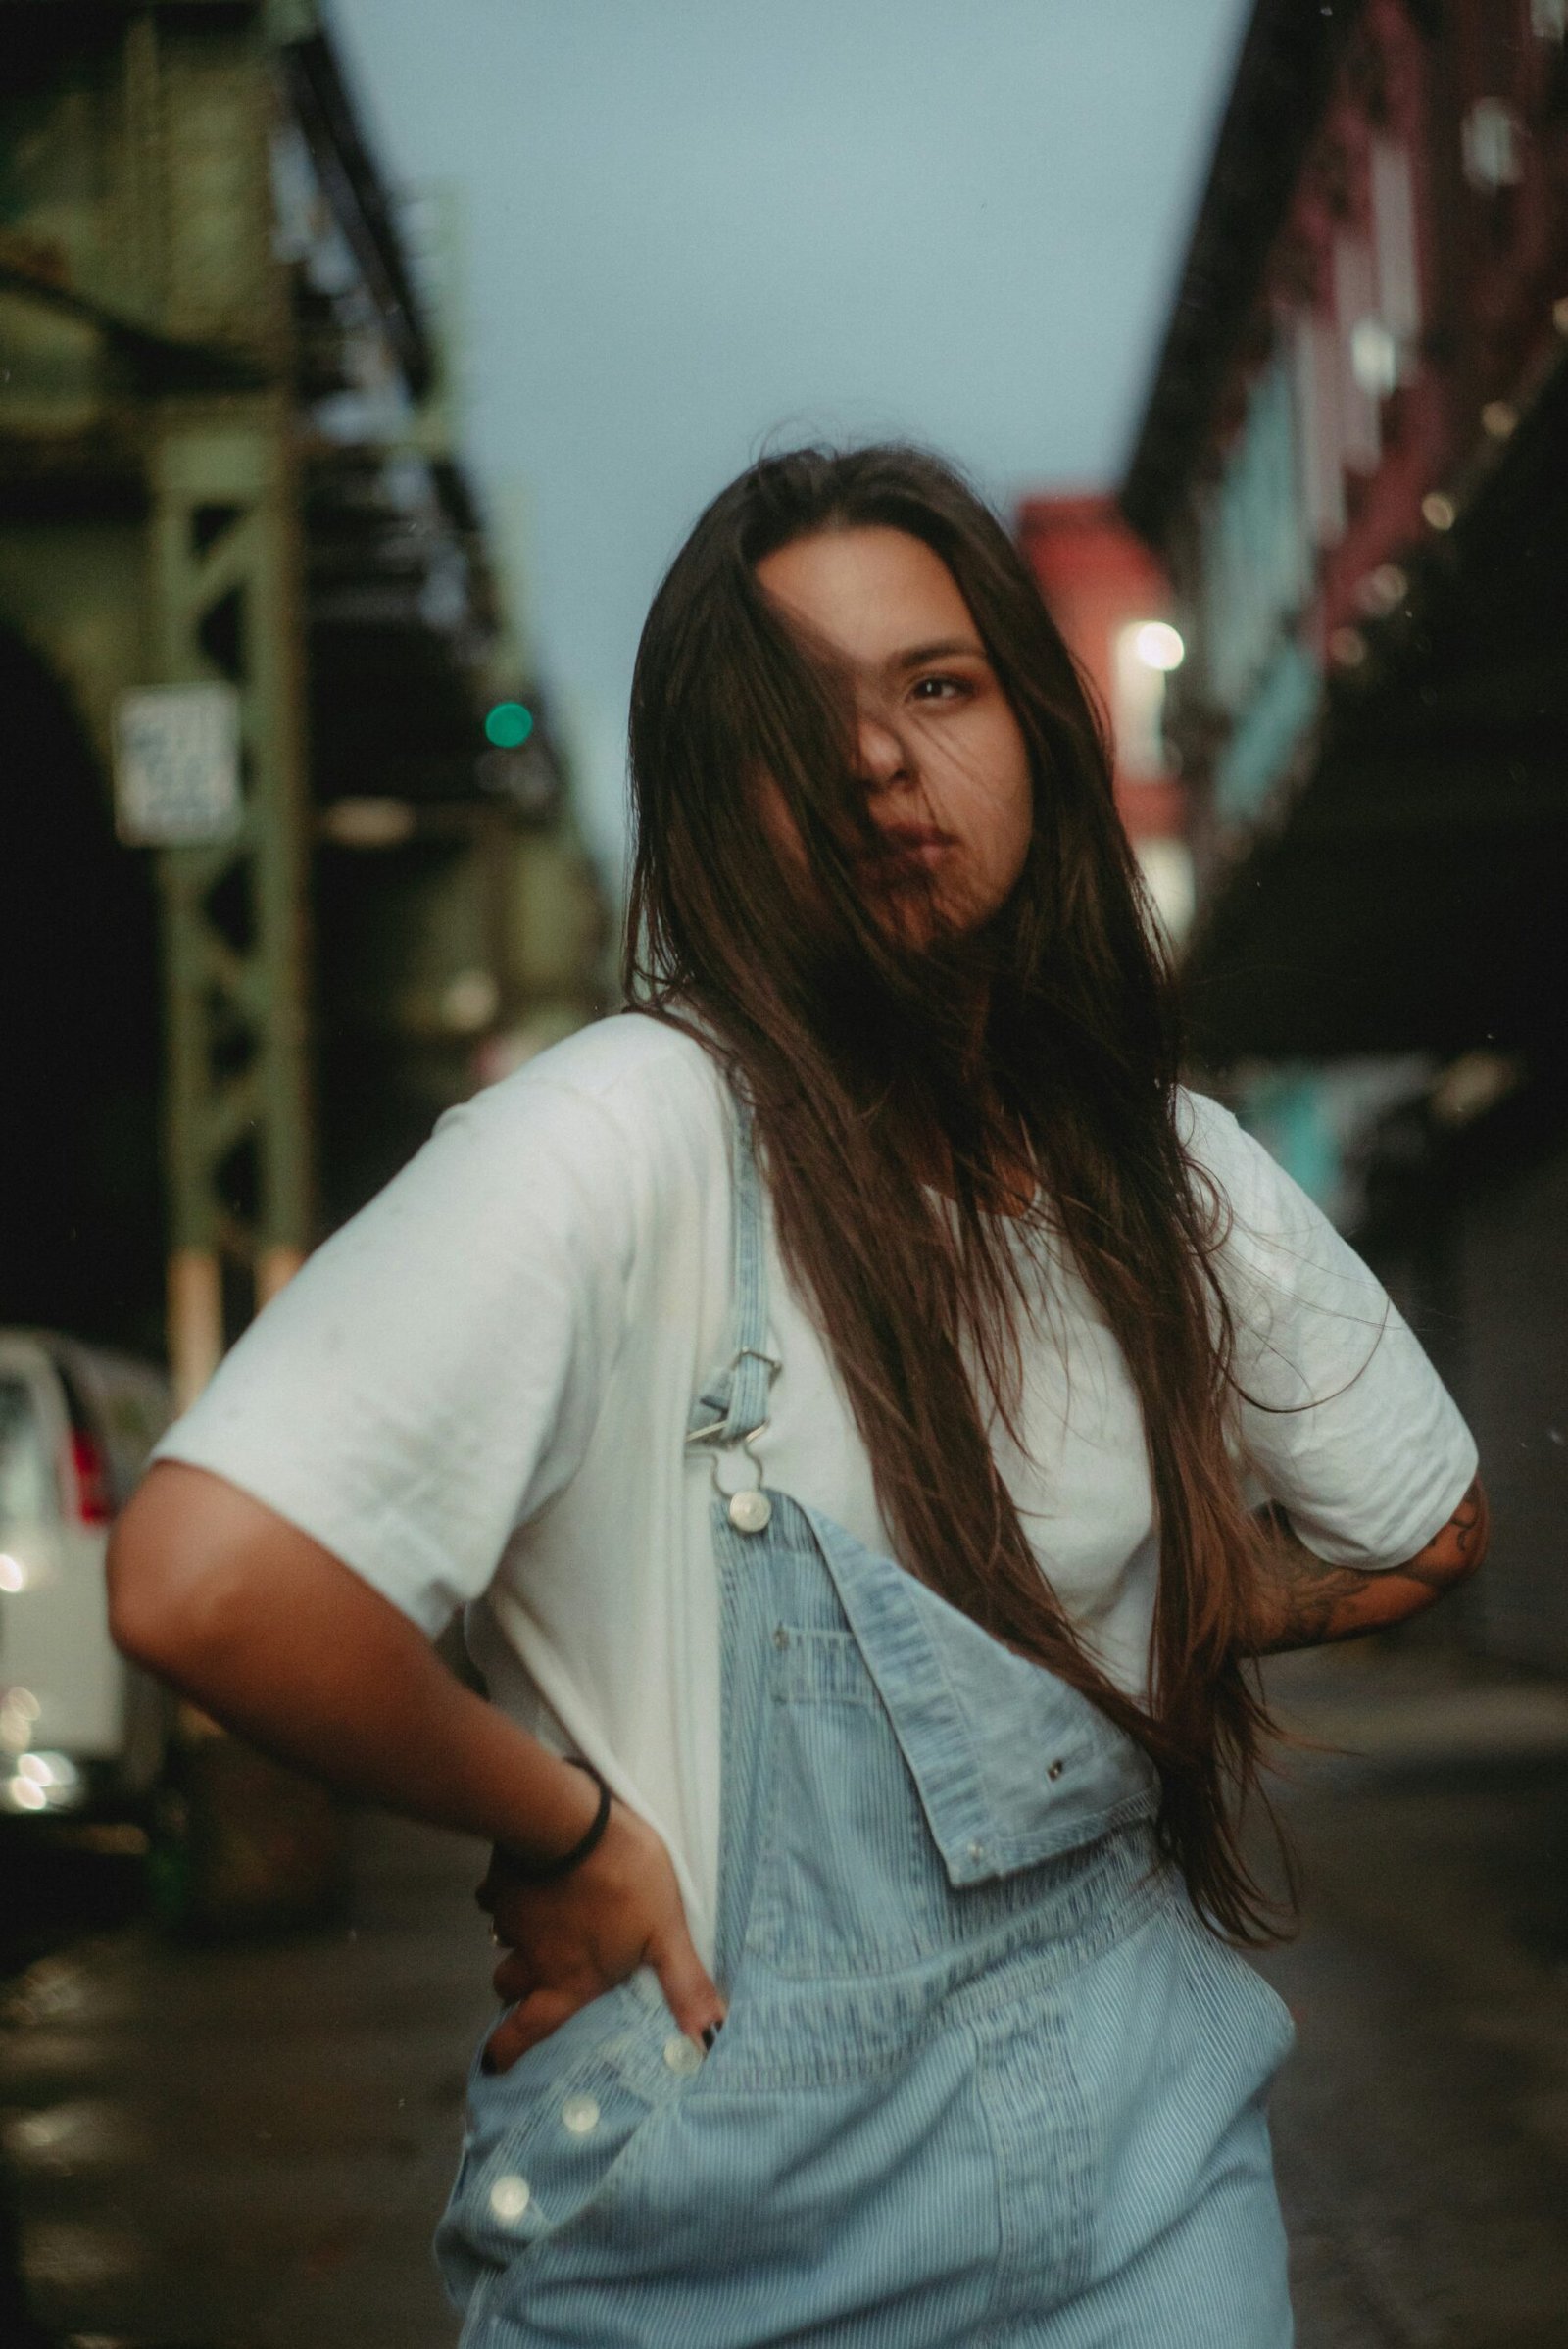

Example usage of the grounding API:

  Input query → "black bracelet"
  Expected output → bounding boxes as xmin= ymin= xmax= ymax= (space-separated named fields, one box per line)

xmin=496 ymin=1757 xmax=614 ymax=1884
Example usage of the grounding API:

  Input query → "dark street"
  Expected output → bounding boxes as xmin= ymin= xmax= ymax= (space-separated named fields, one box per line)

xmin=2 ymin=1818 xmax=491 ymax=2348
xmin=1259 ymin=1652 xmax=1568 ymax=2349
xmin=3 ymin=1647 xmax=1566 ymax=2348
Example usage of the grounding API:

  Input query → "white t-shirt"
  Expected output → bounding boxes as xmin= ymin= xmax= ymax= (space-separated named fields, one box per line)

xmin=154 ymin=1014 xmax=1476 ymax=1965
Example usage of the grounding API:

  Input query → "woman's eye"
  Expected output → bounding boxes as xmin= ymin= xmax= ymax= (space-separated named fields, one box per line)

xmin=910 ymin=675 xmax=968 ymax=704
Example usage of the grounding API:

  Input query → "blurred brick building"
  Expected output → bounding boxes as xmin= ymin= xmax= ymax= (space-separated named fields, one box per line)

xmin=1018 ymin=495 xmax=1194 ymax=949
xmin=1121 ymin=0 xmax=1568 ymax=1667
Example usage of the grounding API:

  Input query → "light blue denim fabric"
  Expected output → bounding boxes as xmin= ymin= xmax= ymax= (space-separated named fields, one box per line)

xmin=436 ymin=1106 xmax=1295 ymax=2345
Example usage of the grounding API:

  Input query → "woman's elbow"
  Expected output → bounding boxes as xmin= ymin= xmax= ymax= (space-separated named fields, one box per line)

xmin=107 ymin=1494 xmax=184 ymax=1676
xmin=1415 ymin=1473 xmax=1490 ymax=1594
xmin=107 ymin=1462 xmax=249 ymax=1681
xmin=1455 ymin=1474 xmax=1490 ymax=1579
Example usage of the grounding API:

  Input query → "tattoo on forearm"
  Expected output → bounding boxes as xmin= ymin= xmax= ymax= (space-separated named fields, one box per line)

xmin=1446 ymin=1483 xmax=1485 ymax=1562
xmin=1247 ymin=1476 xmax=1488 ymax=1654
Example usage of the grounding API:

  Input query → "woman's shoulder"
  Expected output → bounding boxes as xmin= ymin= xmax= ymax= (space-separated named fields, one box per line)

xmin=1175 ymin=1085 xmax=1368 ymax=1308
xmin=536 ymin=1009 xmax=718 ymax=1092
xmin=443 ymin=1012 xmax=731 ymax=1204
xmin=248 ymin=1014 xmax=730 ymax=1338
xmin=468 ymin=1012 xmax=723 ymax=1128
xmin=1173 ymin=1085 xmax=1244 ymax=1166
xmin=1175 ymin=1087 xmax=1293 ymax=1220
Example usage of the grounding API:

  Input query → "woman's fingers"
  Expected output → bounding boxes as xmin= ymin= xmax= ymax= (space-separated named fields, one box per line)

xmin=645 ymin=1914 xmax=726 ymax=2048
xmin=483 ymin=1984 xmax=582 ymax=2075
xmin=473 ymin=1809 xmax=725 ymax=2069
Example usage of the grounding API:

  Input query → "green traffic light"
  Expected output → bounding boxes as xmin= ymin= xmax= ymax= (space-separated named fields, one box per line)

xmin=484 ymin=701 xmax=534 ymax=749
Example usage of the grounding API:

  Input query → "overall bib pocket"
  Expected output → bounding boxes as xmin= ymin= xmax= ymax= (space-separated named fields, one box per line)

xmin=746 ymin=1622 xmax=960 ymax=1976
xmin=799 ymin=1498 xmax=1161 ymax=1888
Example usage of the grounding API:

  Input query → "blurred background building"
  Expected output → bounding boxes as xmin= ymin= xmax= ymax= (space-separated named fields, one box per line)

xmin=0 ymin=0 xmax=609 ymax=1403
xmin=1018 ymin=493 xmax=1194 ymax=951
xmin=1111 ymin=0 xmax=1568 ymax=1670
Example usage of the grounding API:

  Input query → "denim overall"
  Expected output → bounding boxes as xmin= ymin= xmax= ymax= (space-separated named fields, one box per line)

xmin=437 ymin=1110 xmax=1295 ymax=2346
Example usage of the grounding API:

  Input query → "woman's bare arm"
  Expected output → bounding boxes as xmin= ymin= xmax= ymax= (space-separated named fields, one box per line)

xmin=1243 ymin=1475 xmax=1489 ymax=1655
xmin=108 ymin=1461 xmax=723 ymax=2059
xmin=109 ymin=1462 xmax=607 ymax=1851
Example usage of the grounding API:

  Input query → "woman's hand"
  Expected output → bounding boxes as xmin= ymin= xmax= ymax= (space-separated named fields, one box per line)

xmin=477 ymin=1795 xmax=726 ymax=2075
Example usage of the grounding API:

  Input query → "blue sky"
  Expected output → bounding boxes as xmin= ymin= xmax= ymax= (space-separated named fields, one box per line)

xmin=331 ymin=0 xmax=1250 ymax=882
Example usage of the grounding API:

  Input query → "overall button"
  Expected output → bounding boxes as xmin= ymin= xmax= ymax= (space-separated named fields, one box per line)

xmin=561 ymin=2094 xmax=600 ymax=2135
xmin=489 ymin=2174 xmax=531 ymax=2225
xmin=1048 ymin=1759 xmax=1065 ymax=1782
xmin=728 ymin=1488 xmax=772 ymax=1535
xmin=663 ymin=2033 xmax=704 ymax=2077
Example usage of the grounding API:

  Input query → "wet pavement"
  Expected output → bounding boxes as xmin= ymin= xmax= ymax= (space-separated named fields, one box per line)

xmin=1257 ymin=1649 xmax=1568 ymax=2349
xmin=0 ymin=1648 xmax=1565 ymax=2347
xmin=1 ymin=1817 xmax=492 ymax=2348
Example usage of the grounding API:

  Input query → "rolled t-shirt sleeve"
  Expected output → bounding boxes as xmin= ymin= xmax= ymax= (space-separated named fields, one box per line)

xmin=1185 ymin=1094 xmax=1479 ymax=1568
xmin=151 ymin=1075 xmax=639 ymax=1635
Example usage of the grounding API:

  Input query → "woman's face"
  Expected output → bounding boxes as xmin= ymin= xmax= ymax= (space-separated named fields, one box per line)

xmin=753 ymin=525 xmax=1034 ymax=943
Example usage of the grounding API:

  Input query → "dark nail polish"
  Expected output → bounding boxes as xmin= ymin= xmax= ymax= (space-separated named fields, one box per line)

xmin=480 ymin=2047 xmax=497 ymax=2075
xmin=701 ymin=2021 xmax=722 ymax=2050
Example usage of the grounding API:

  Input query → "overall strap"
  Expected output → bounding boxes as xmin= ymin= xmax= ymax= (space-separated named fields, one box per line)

xmin=686 ymin=1097 xmax=777 ymax=1451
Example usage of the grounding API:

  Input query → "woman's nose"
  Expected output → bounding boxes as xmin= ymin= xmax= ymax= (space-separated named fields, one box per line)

xmin=854 ymin=710 xmax=910 ymax=790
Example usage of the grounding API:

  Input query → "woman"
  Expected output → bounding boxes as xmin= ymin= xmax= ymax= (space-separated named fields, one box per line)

xmin=111 ymin=446 xmax=1485 ymax=2346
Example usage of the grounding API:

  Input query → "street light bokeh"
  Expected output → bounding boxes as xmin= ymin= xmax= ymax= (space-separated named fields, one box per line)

xmin=1133 ymin=620 xmax=1185 ymax=672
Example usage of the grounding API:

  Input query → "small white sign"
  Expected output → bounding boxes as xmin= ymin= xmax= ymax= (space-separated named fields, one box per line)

xmin=113 ymin=683 xmax=242 ymax=847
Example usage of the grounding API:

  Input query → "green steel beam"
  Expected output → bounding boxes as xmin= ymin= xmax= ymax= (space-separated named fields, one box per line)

xmin=133 ymin=4 xmax=312 ymax=1396
xmin=150 ymin=397 xmax=312 ymax=1392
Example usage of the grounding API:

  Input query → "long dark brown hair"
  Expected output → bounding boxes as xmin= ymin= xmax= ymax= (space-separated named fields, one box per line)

xmin=625 ymin=442 xmax=1285 ymax=1939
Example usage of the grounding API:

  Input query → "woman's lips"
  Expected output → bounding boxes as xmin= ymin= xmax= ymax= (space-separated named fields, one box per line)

xmin=867 ymin=825 xmax=957 ymax=875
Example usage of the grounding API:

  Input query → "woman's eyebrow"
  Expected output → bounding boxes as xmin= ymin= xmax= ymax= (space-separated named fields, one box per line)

xmin=886 ymin=636 xmax=987 ymax=672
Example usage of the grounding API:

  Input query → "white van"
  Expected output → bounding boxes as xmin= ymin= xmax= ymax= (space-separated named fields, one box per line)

xmin=0 ymin=1330 xmax=172 ymax=1817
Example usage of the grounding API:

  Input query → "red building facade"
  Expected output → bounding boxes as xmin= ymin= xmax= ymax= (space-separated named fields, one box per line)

xmin=1017 ymin=494 xmax=1192 ymax=943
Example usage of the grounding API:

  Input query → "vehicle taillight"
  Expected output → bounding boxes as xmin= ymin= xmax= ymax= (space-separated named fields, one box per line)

xmin=68 ymin=1428 xmax=113 ymax=1526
